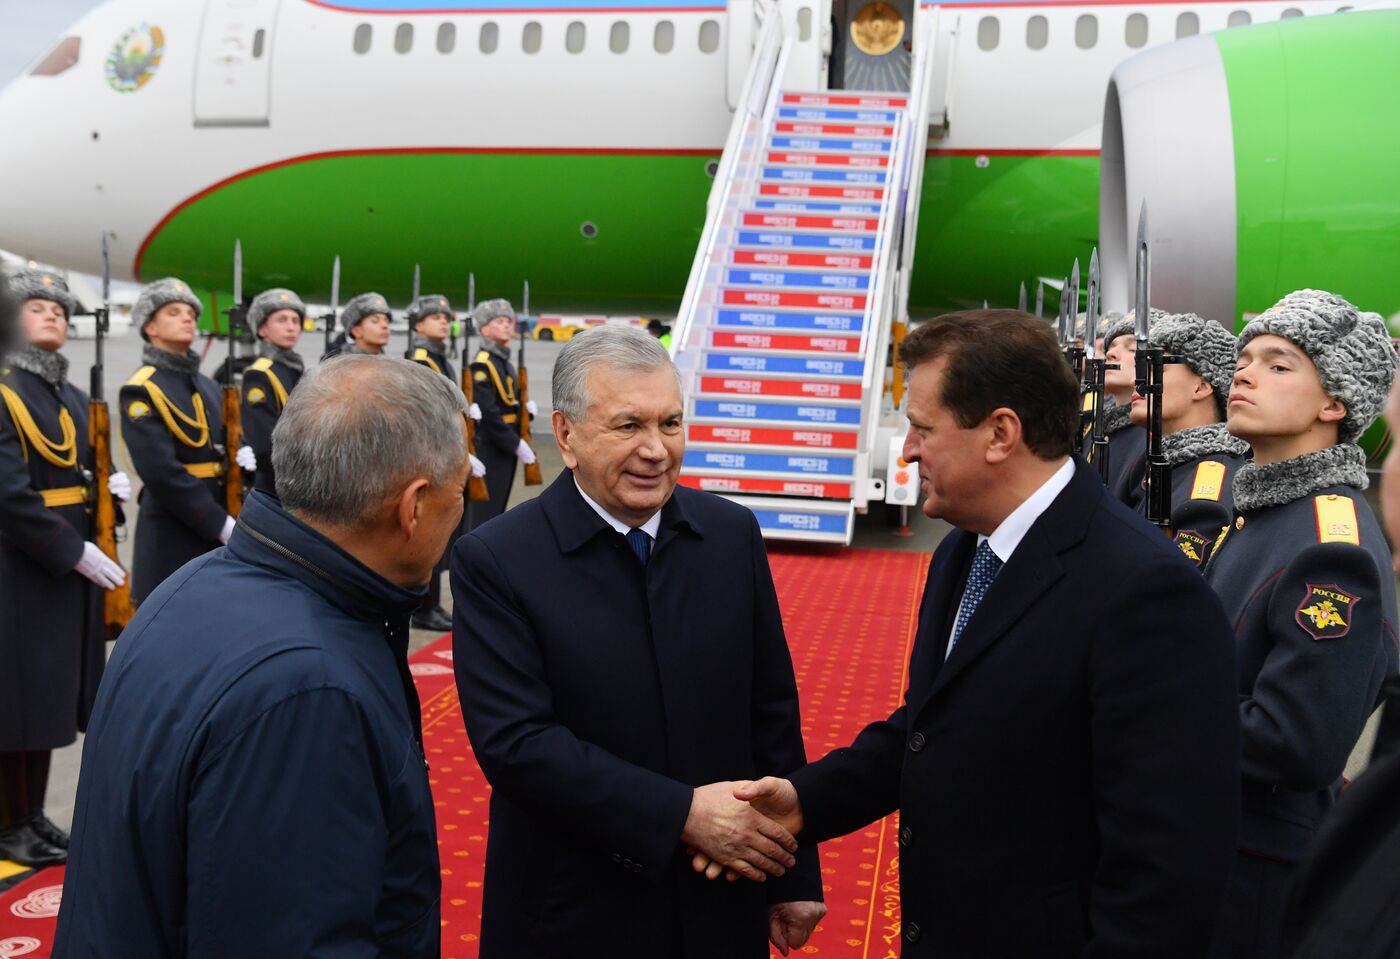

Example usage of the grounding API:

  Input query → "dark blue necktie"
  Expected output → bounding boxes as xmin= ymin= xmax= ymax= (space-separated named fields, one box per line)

xmin=626 ymin=528 xmax=652 ymax=566
xmin=950 ymin=541 xmax=1003 ymax=653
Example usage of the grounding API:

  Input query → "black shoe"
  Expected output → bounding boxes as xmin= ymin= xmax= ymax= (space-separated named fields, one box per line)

xmin=0 ymin=822 xmax=66 ymax=868
xmin=411 ymin=605 xmax=452 ymax=633
xmin=28 ymin=811 xmax=68 ymax=850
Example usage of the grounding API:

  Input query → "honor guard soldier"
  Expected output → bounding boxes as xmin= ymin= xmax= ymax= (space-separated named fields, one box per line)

xmin=468 ymin=298 xmax=537 ymax=529
xmin=241 ymin=288 xmax=306 ymax=496
xmin=0 ymin=270 xmax=130 ymax=866
xmin=1204 ymin=290 xmax=1400 ymax=959
xmin=323 ymin=292 xmax=392 ymax=359
xmin=408 ymin=293 xmax=486 ymax=631
xmin=122 ymin=278 xmax=231 ymax=605
xmin=1125 ymin=312 xmax=1247 ymax=568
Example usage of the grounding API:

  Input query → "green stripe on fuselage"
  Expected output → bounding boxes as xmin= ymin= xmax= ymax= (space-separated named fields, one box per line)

xmin=140 ymin=150 xmax=1099 ymax=321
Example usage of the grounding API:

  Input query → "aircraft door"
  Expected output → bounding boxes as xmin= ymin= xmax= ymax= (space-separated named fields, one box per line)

xmin=830 ymin=0 xmax=913 ymax=91
xmin=193 ymin=0 xmax=280 ymax=126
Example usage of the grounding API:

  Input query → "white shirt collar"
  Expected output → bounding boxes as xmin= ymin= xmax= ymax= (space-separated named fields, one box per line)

xmin=980 ymin=458 xmax=1075 ymax=563
xmin=574 ymin=476 xmax=662 ymax=540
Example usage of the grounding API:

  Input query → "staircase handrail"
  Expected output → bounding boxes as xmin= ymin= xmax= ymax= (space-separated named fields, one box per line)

xmin=895 ymin=8 xmax=941 ymax=334
xmin=672 ymin=12 xmax=790 ymax=360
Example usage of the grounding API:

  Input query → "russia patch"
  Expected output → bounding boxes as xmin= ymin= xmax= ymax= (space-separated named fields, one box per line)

xmin=1173 ymin=530 xmax=1210 ymax=567
xmin=246 ymin=387 xmax=266 ymax=405
xmin=127 ymin=400 xmax=150 ymax=420
xmin=1296 ymin=583 xmax=1359 ymax=640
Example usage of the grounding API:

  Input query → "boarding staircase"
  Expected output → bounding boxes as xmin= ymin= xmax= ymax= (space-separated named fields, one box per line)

xmin=672 ymin=6 xmax=941 ymax=544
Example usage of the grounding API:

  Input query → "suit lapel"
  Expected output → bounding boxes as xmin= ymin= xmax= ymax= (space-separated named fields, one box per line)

xmin=907 ymin=532 xmax=976 ymax=696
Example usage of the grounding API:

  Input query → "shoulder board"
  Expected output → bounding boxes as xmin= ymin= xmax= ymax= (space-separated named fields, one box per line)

xmin=414 ymin=348 xmax=429 ymax=361
xmin=1314 ymin=494 xmax=1360 ymax=545
xmin=249 ymin=358 xmax=274 ymax=372
xmin=125 ymin=365 xmax=156 ymax=387
xmin=1190 ymin=461 xmax=1227 ymax=502
xmin=474 ymin=350 xmax=491 ymax=364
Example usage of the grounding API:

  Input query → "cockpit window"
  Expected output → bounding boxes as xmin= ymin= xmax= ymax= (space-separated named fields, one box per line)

xmin=31 ymin=36 xmax=81 ymax=77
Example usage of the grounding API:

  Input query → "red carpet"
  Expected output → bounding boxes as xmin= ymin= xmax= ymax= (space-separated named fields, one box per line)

xmin=0 ymin=546 xmax=928 ymax=958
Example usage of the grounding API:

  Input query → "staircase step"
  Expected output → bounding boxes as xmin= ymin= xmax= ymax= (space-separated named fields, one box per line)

xmin=724 ymin=268 xmax=871 ymax=291
xmin=737 ymin=231 xmax=877 ymax=251
xmin=767 ymin=152 xmax=890 ymax=169
xmin=714 ymin=308 xmax=864 ymax=333
xmin=752 ymin=199 xmax=883 ymax=214
xmin=759 ymin=183 xmax=885 ymax=201
xmin=680 ymin=476 xmax=857 ymax=504
xmin=696 ymin=374 xmax=864 ymax=399
xmin=740 ymin=212 xmax=880 ymax=233
xmin=777 ymin=106 xmax=901 ymax=124
xmin=732 ymin=250 xmax=875 ymax=270
xmin=712 ymin=330 xmax=863 ymax=353
xmin=693 ymin=397 xmax=863 ymax=426
xmin=782 ymin=91 xmax=908 ymax=108
xmin=721 ymin=289 xmax=867 ymax=312
xmin=769 ymin=137 xmax=892 ymax=154
xmin=684 ymin=448 xmax=856 ymax=479
xmin=774 ymin=121 xmax=895 ymax=138
xmin=762 ymin=167 xmax=887 ymax=185
xmin=703 ymin=352 xmax=865 ymax=377
xmin=688 ymin=423 xmax=859 ymax=450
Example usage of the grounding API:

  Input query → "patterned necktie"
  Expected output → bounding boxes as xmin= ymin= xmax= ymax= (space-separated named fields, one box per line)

xmin=950 ymin=541 xmax=1003 ymax=654
xmin=626 ymin=528 xmax=652 ymax=566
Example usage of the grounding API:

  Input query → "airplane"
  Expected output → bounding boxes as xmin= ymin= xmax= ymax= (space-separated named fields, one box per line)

xmin=0 ymin=0 xmax=1397 ymax=330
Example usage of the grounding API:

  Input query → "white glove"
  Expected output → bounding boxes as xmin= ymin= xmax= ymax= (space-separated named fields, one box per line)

xmin=107 ymin=470 xmax=132 ymax=503
xmin=469 ymin=453 xmax=487 ymax=478
xmin=75 ymin=542 xmax=124 ymax=590
xmin=220 ymin=515 xmax=236 ymax=544
xmin=468 ymin=403 xmax=482 ymax=421
xmin=525 ymin=400 xmax=539 ymax=416
xmin=236 ymin=445 xmax=257 ymax=471
xmin=515 ymin=439 xmax=537 ymax=465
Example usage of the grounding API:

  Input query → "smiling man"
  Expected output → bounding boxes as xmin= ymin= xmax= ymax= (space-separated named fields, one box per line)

xmin=450 ymin=323 xmax=824 ymax=959
xmin=730 ymin=309 xmax=1240 ymax=958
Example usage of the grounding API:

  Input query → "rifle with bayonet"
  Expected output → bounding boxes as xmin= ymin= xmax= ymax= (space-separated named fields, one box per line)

xmin=222 ymin=241 xmax=245 ymax=517
xmin=89 ymin=232 xmax=134 ymax=637
xmin=1057 ymin=274 xmax=1074 ymax=369
xmin=460 ymin=274 xmax=489 ymax=502
xmin=321 ymin=256 xmax=341 ymax=356
xmin=1134 ymin=201 xmax=1174 ymax=528
xmin=1082 ymin=248 xmax=1112 ymax=483
xmin=406 ymin=263 xmax=421 ymax=360
xmin=517 ymin=281 xmax=542 ymax=487
xmin=1066 ymin=258 xmax=1084 ymax=385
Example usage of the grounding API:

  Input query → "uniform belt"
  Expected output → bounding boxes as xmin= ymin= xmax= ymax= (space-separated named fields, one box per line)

xmin=184 ymin=461 xmax=226 ymax=479
xmin=40 ymin=486 xmax=89 ymax=508
xmin=501 ymin=414 xmax=518 ymax=424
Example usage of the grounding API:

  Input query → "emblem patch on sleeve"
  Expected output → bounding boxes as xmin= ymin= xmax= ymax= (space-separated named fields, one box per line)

xmin=1172 ymin=530 xmax=1210 ymax=566
xmin=246 ymin=387 xmax=266 ymax=405
xmin=474 ymin=370 xmax=488 ymax=383
xmin=1296 ymin=584 xmax=1359 ymax=640
xmin=127 ymin=400 xmax=150 ymax=420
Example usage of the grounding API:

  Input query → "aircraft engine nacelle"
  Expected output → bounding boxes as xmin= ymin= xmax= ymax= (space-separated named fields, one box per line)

xmin=1100 ymin=8 xmax=1400 ymax=331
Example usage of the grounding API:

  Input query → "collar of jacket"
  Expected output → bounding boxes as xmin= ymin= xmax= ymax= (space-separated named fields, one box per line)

xmin=6 ymin=345 xmax=68 ymax=388
xmin=1160 ymin=421 xmax=1249 ymax=467
xmin=482 ymin=339 xmax=510 ymax=361
xmin=226 ymin=491 xmax=427 ymax=624
xmin=1101 ymin=401 xmax=1133 ymax=437
xmin=142 ymin=343 xmax=202 ymax=376
xmin=409 ymin=332 xmax=447 ymax=358
xmin=258 ymin=340 xmax=305 ymax=373
xmin=540 ymin=469 xmax=704 ymax=554
xmin=1231 ymin=443 xmax=1369 ymax=513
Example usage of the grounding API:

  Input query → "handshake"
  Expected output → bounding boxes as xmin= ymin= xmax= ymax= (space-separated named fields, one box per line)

xmin=680 ymin=777 xmax=823 ymax=956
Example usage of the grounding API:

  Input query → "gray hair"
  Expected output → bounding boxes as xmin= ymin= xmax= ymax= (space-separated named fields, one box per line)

xmin=272 ymin=355 xmax=468 ymax=529
xmin=552 ymin=323 xmax=678 ymax=421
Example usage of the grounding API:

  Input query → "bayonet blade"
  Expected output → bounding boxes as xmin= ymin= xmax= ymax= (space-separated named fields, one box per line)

xmin=1069 ymin=258 xmax=1080 ymax=333
xmin=412 ymin=264 xmax=421 ymax=304
xmin=1058 ymin=277 xmax=1071 ymax=345
xmin=100 ymin=232 xmax=111 ymax=306
xmin=1085 ymin=248 xmax=1100 ymax=359
xmin=330 ymin=256 xmax=341 ymax=313
xmin=1018 ymin=282 xmax=1027 ymax=313
xmin=1035 ymin=280 xmax=1044 ymax=318
xmin=232 ymin=240 xmax=243 ymax=309
xmin=1135 ymin=199 xmax=1150 ymax=344
xmin=523 ymin=280 xmax=530 ymax=320
xmin=468 ymin=273 xmax=476 ymax=313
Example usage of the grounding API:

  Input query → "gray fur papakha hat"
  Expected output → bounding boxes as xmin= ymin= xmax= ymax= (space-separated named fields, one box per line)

xmin=1148 ymin=313 xmax=1238 ymax=402
xmin=408 ymin=294 xmax=453 ymax=325
xmin=1240 ymin=289 xmax=1399 ymax=443
xmin=9 ymin=269 xmax=77 ymax=319
xmin=1102 ymin=308 xmax=1171 ymax=351
xmin=341 ymin=292 xmax=391 ymax=331
xmin=134 ymin=277 xmax=202 ymax=341
xmin=248 ymin=288 xmax=305 ymax=330
xmin=472 ymin=298 xmax=515 ymax=329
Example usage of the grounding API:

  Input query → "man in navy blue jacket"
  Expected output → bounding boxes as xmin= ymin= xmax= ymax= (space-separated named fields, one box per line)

xmin=452 ymin=324 xmax=823 ymax=959
xmin=54 ymin=356 xmax=470 ymax=958
xmin=729 ymin=311 xmax=1241 ymax=958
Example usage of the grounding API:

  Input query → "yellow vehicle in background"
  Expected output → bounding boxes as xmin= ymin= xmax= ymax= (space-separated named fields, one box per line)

xmin=532 ymin=316 xmax=650 ymax=341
